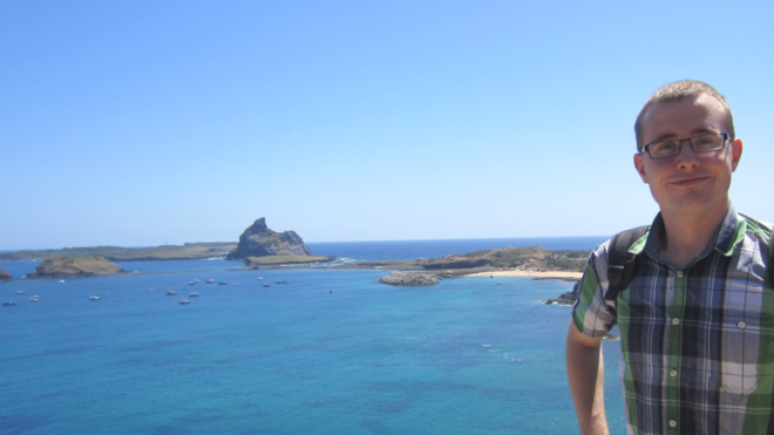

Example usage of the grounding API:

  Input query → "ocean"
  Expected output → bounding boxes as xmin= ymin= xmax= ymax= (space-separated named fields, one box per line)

xmin=0 ymin=237 xmax=626 ymax=435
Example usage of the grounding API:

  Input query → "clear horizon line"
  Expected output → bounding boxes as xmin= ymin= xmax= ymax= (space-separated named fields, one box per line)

xmin=0 ymin=235 xmax=612 ymax=253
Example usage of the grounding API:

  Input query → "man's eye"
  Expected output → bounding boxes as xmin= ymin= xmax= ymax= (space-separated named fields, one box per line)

xmin=694 ymin=136 xmax=716 ymax=147
xmin=659 ymin=142 xmax=678 ymax=151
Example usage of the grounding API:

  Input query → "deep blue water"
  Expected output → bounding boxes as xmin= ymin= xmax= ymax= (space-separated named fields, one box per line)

xmin=0 ymin=238 xmax=625 ymax=435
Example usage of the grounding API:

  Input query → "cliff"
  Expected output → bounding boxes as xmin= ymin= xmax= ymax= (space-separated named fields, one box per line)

xmin=26 ymin=257 xmax=125 ymax=279
xmin=227 ymin=218 xmax=312 ymax=260
xmin=0 ymin=269 xmax=11 ymax=281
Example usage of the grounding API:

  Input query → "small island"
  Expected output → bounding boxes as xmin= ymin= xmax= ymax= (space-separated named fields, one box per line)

xmin=0 ymin=269 xmax=12 ymax=282
xmin=26 ymin=257 xmax=125 ymax=279
xmin=379 ymin=271 xmax=439 ymax=286
xmin=226 ymin=217 xmax=336 ymax=267
xmin=228 ymin=217 xmax=312 ymax=259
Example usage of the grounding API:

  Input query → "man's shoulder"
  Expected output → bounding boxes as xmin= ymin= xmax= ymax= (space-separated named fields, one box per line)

xmin=739 ymin=213 xmax=773 ymax=239
xmin=590 ymin=225 xmax=650 ymax=260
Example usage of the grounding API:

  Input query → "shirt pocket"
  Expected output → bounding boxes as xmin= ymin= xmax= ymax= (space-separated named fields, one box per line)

xmin=710 ymin=312 xmax=772 ymax=398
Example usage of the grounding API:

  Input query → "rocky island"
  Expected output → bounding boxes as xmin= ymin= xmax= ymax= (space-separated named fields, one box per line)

xmin=26 ymin=257 xmax=125 ymax=279
xmin=0 ymin=269 xmax=12 ymax=281
xmin=227 ymin=217 xmax=332 ymax=266
xmin=378 ymin=271 xmax=439 ymax=286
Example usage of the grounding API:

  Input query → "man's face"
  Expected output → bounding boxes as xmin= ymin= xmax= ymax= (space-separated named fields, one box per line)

xmin=633 ymin=94 xmax=743 ymax=219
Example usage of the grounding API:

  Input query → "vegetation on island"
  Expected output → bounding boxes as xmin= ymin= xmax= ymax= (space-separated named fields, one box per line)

xmin=245 ymin=255 xmax=335 ymax=266
xmin=26 ymin=257 xmax=125 ymax=279
xmin=0 ymin=269 xmax=12 ymax=281
xmin=0 ymin=242 xmax=237 ymax=262
xmin=420 ymin=246 xmax=589 ymax=272
xmin=333 ymin=246 xmax=592 ymax=287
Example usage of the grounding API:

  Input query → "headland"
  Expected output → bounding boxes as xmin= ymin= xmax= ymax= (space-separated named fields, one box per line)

xmin=0 ymin=242 xmax=237 ymax=262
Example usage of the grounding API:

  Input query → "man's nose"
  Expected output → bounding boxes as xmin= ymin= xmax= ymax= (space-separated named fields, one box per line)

xmin=676 ymin=141 xmax=700 ymax=169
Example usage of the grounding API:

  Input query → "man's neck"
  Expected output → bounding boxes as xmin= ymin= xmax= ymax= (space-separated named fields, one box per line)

xmin=659 ymin=201 xmax=730 ymax=269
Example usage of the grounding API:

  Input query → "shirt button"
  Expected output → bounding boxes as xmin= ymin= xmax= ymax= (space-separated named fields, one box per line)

xmin=677 ymin=271 xmax=684 ymax=278
xmin=672 ymin=318 xmax=680 ymax=325
xmin=738 ymin=321 xmax=746 ymax=329
xmin=670 ymin=369 xmax=677 ymax=377
xmin=669 ymin=420 xmax=677 ymax=428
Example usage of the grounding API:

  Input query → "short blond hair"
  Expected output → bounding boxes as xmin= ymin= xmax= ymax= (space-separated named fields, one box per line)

xmin=634 ymin=80 xmax=735 ymax=151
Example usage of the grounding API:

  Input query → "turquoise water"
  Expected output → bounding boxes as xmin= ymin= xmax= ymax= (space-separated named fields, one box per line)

xmin=0 ymin=238 xmax=625 ymax=434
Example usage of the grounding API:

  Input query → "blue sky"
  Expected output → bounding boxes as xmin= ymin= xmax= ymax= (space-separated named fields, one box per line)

xmin=2 ymin=0 xmax=773 ymax=249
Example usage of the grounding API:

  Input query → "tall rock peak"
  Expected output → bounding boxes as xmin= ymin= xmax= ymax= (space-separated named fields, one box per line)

xmin=248 ymin=218 xmax=268 ymax=233
xmin=226 ymin=218 xmax=312 ymax=260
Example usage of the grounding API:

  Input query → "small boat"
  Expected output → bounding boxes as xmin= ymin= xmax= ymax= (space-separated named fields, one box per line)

xmin=495 ymin=282 xmax=501 ymax=285
xmin=217 ymin=281 xmax=228 ymax=285
xmin=189 ymin=292 xmax=199 ymax=297
xmin=59 ymin=280 xmax=65 ymax=284
xmin=276 ymin=279 xmax=288 ymax=285
xmin=179 ymin=299 xmax=191 ymax=305
xmin=89 ymin=296 xmax=100 ymax=301
xmin=257 ymin=277 xmax=264 ymax=280
xmin=30 ymin=295 xmax=40 ymax=301
xmin=166 ymin=290 xmax=178 ymax=296
xmin=188 ymin=281 xmax=196 ymax=286
xmin=231 ymin=283 xmax=238 ymax=286
xmin=263 ymin=283 xmax=270 ymax=287
xmin=206 ymin=279 xmax=214 ymax=284
xmin=16 ymin=290 xmax=24 ymax=295
xmin=148 ymin=289 xmax=154 ymax=292
xmin=3 ymin=301 xmax=16 ymax=306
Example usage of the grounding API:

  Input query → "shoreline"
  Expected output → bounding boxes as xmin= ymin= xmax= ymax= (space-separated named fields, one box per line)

xmin=465 ymin=270 xmax=582 ymax=281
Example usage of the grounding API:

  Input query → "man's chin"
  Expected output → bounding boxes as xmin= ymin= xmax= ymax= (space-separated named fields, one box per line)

xmin=654 ymin=194 xmax=727 ymax=218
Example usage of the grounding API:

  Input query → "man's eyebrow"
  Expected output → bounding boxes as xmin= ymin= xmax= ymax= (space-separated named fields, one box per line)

xmin=648 ymin=128 xmax=720 ymax=143
xmin=690 ymin=127 xmax=720 ymax=135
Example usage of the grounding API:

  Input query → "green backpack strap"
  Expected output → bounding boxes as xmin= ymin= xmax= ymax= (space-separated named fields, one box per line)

xmin=769 ymin=229 xmax=774 ymax=288
xmin=739 ymin=213 xmax=774 ymax=288
xmin=604 ymin=226 xmax=649 ymax=301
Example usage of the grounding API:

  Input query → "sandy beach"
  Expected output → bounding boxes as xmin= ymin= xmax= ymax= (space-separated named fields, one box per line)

xmin=466 ymin=270 xmax=583 ymax=280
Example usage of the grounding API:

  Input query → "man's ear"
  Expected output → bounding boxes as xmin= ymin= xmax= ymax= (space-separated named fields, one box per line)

xmin=634 ymin=153 xmax=648 ymax=183
xmin=730 ymin=138 xmax=743 ymax=171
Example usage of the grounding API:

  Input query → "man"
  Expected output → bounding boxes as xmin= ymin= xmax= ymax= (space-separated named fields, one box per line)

xmin=566 ymin=80 xmax=773 ymax=435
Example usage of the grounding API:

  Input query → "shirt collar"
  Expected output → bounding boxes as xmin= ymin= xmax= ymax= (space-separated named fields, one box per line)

xmin=641 ymin=204 xmax=743 ymax=264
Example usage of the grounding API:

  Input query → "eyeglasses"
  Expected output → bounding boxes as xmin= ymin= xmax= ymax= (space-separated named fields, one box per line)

xmin=641 ymin=132 xmax=729 ymax=159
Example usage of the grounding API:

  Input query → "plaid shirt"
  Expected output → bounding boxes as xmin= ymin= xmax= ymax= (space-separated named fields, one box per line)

xmin=572 ymin=206 xmax=774 ymax=435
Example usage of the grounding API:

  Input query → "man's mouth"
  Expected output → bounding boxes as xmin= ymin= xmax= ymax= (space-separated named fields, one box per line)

xmin=669 ymin=176 xmax=710 ymax=186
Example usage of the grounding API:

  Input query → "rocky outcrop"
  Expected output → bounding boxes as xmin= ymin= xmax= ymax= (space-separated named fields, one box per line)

xmin=26 ymin=257 xmax=125 ymax=279
xmin=541 ymin=291 xmax=577 ymax=306
xmin=542 ymin=281 xmax=580 ymax=305
xmin=227 ymin=218 xmax=312 ymax=260
xmin=0 ymin=269 xmax=11 ymax=281
xmin=378 ymin=271 xmax=439 ymax=287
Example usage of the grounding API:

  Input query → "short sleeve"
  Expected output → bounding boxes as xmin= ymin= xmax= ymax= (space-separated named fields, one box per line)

xmin=571 ymin=240 xmax=618 ymax=337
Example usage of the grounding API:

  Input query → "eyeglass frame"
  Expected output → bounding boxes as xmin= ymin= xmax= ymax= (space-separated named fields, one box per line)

xmin=640 ymin=132 xmax=730 ymax=159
